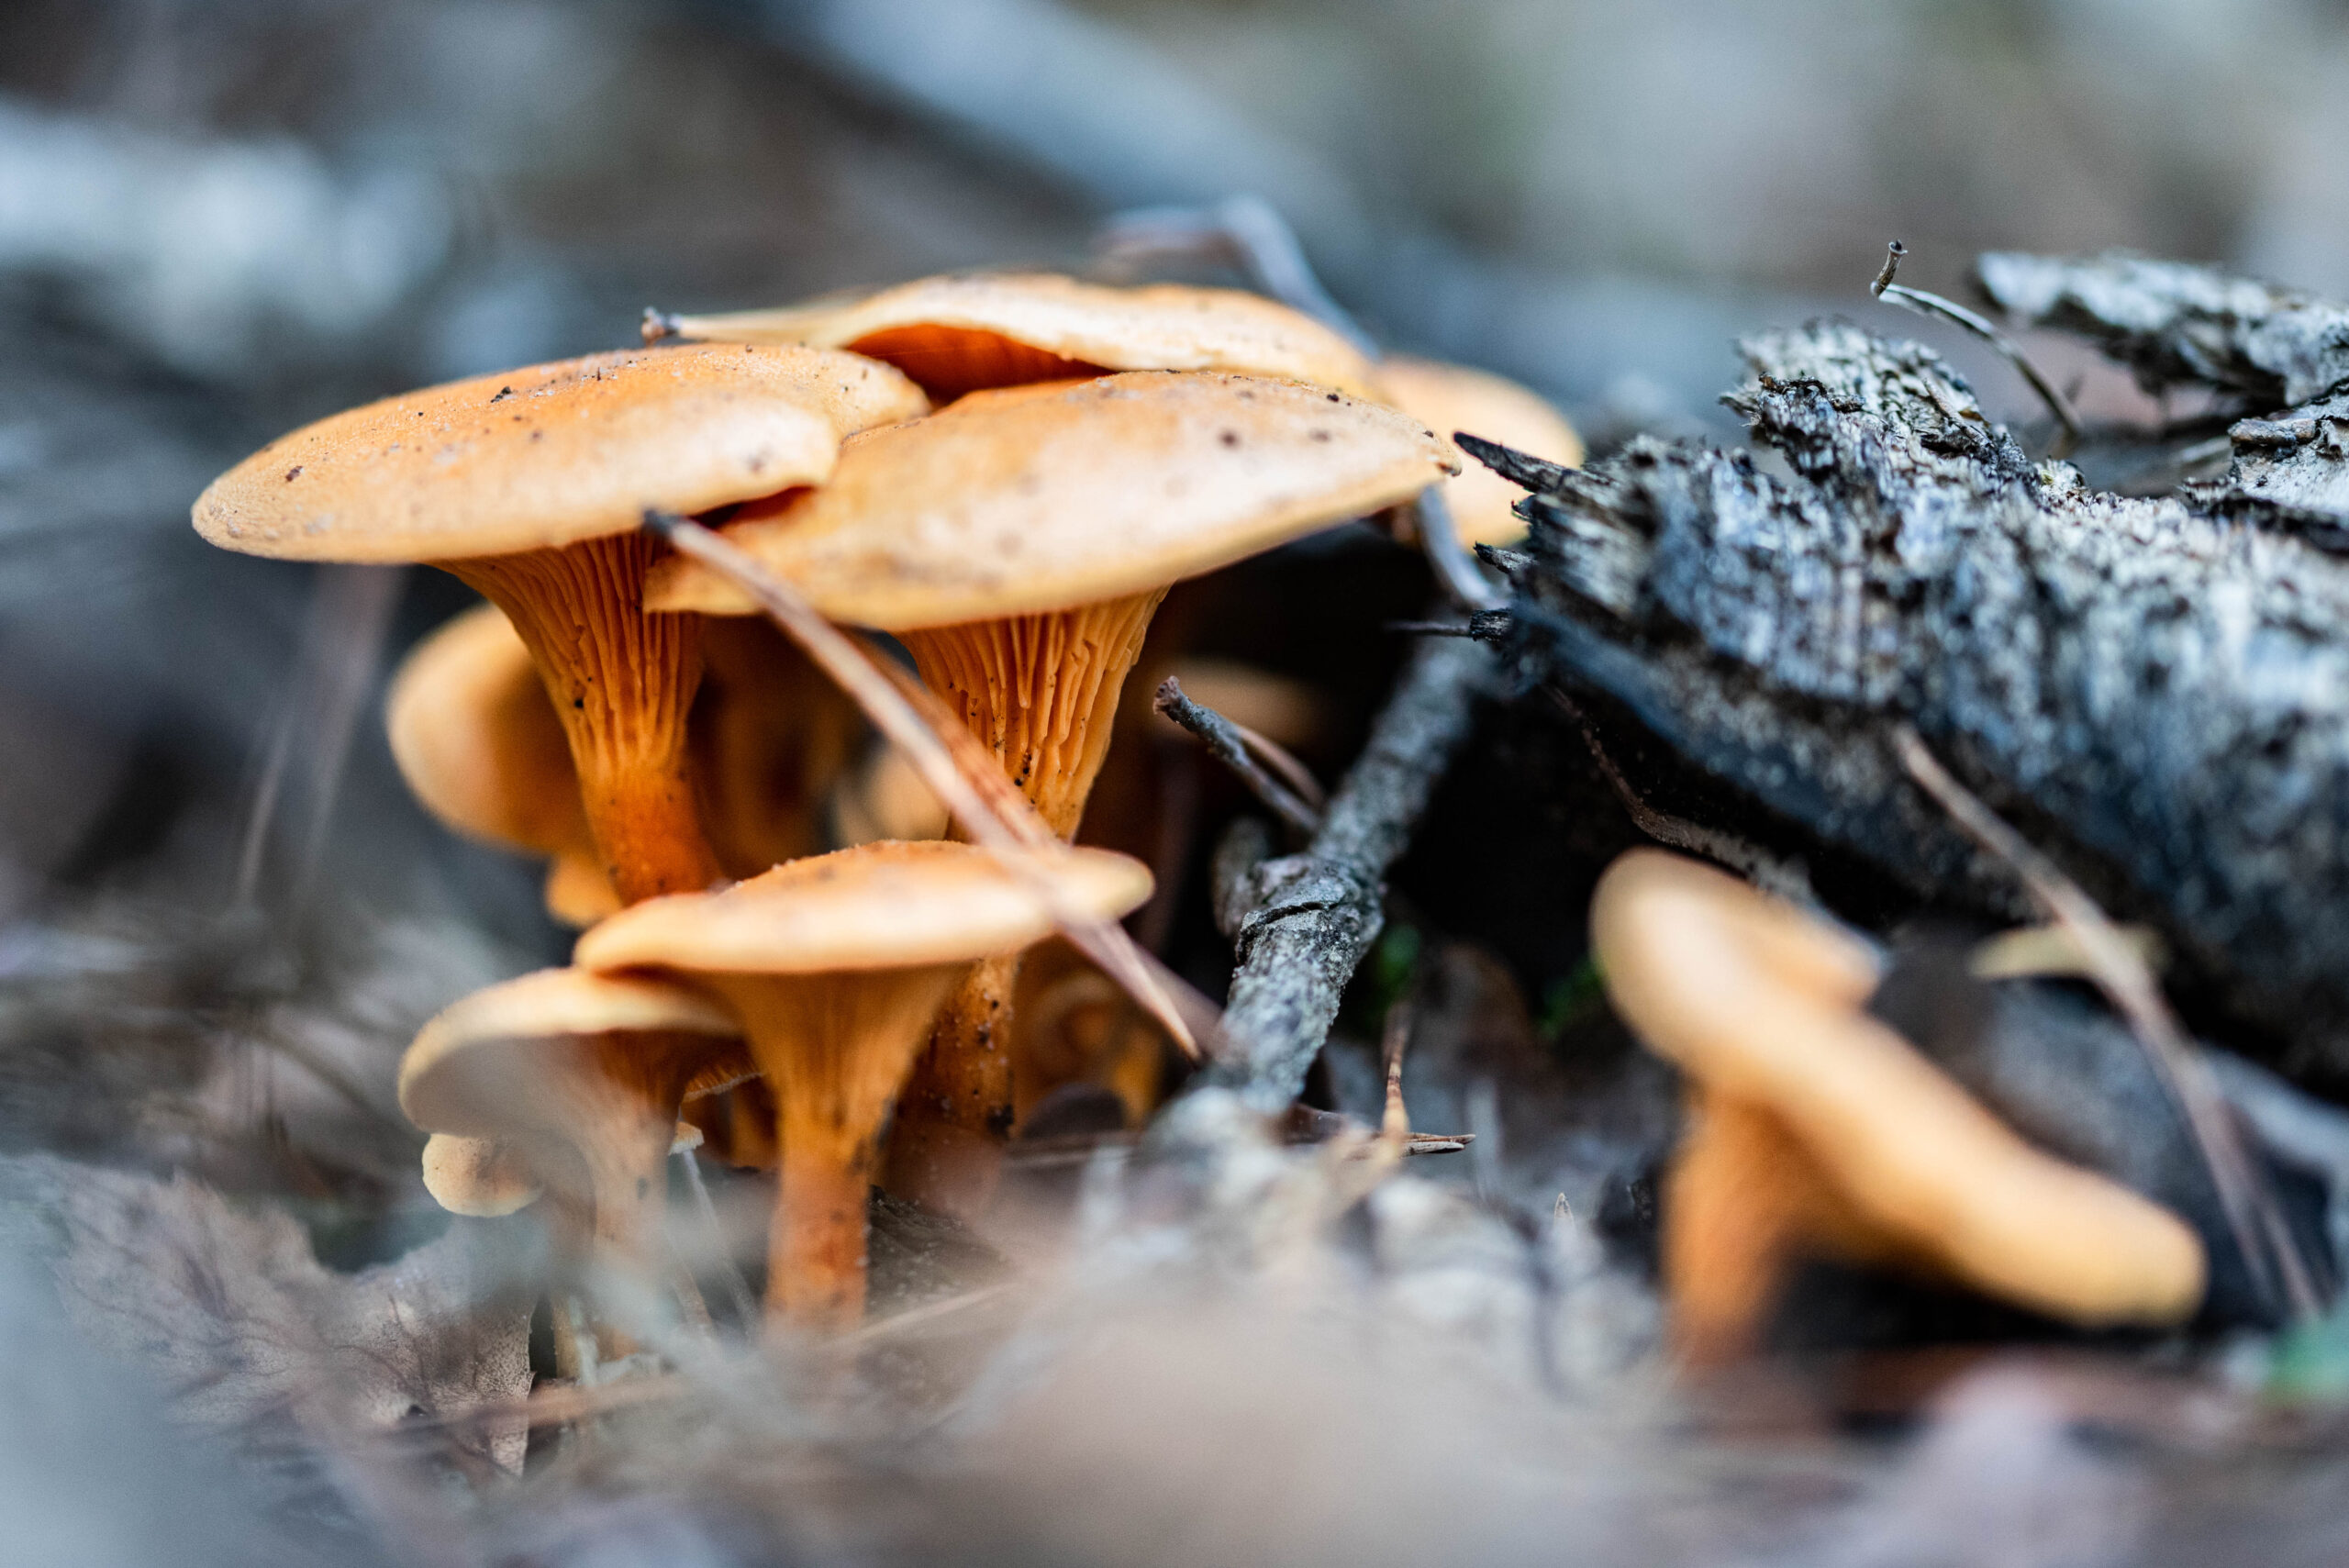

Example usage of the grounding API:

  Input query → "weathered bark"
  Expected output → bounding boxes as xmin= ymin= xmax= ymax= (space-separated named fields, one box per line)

xmin=1976 ymin=251 xmax=2349 ymax=541
xmin=1201 ymin=635 xmax=1490 ymax=1111
xmin=1478 ymin=319 xmax=2349 ymax=1075
xmin=1975 ymin=250 xmax=2349 ymax=407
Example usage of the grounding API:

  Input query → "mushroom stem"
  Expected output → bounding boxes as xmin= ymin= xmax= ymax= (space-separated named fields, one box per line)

xmin=449 ymin=533 xmax=722 ymax=903
xmin=887 ymin=589 xmax=1164 ymax=1202
xmin=1666 ymin=1089 xmax=1882 ymax=1367
xmin=709 ymin=964 xmax=970 ymax=1330
xmin=897 ymin=590 xmax=1165 ymax=839
xmin=884 ymin=954 xmax=1019 ymax=1214
xmin=524 ymin=1032 xmax=719 ymax=1352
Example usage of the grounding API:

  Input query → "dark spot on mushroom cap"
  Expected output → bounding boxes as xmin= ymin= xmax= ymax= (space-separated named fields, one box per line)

xmin=529 ymin=430 xmax=544 ymax=443
xmin=1309 ymin=430 xmax=1330 ymax=442
xmin=1218 ymin=430 xmax=1240 ymax=448
xmin=490 ymin=386 xmax=514 ymax=404
xmin=1325 ymin=393 xmax=1341 ymax=403
xmin=284 ymin=465 xmax=303 ymax=482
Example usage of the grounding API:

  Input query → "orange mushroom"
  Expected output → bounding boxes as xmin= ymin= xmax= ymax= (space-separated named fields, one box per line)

xmin=654 ymin=272 xmax=1383 ymax=401
xmin=1589 ymin=849 xmax=2207 ymax=1366
xmin=648 ymin=371 xmax=1455 ymax=1211
xmin=196 ymin=345 xmax=929 ymax=904
xmin=575 ymin=840 xmax=1152 ymax=1329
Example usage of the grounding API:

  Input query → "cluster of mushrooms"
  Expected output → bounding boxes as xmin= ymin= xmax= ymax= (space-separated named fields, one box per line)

xmin=192 ymin=266 xmax=2210 ymax=1371
xmin=192 ymin=270 xmax=1575 ymax=1351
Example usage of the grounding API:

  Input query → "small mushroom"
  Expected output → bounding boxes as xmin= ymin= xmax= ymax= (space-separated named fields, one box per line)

xmin=386 ymin=602 xmax=621 ymax=926
xmin=657 ymin=272 xmax=1383 ymax=401
xmin=648 ymin=371 xmax=1454 ymax=1208
xmin=399 ymin=966 xmax=752 ymax=1346
xmin=420 ymin=1133 xmax=543 ymax=1218
xmin=1375 ymin=356 xmax=1584 ymax=548
xmin=196 ymin=345 xmax=929 ymax=904
xmin=1588 ymin=848 xmax=2207 ymax=1366
xmin=574 ymin=839 xmax=1152 ymax=1329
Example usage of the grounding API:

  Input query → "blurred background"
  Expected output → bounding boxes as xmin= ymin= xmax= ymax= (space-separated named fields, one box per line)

xmin=4 ymin=0 xmax=2347 ymax=1177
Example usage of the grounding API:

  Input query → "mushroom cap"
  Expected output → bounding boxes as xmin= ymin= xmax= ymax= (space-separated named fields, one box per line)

xmin=400 ymin=967 xmax=741 ymax=1137
xmin=387 ymin=604 xmax=585 ymax=858
xmin=647 ymin=372 xmax=1459 ymax=628
xmin=1591 ymin=848 xmax=2206 ymax=1326
xmin=663 ymin=272 xmax=1383 ymax=400
xmin=574 ymin=839 xmax=1152 ymax=977
xmin=420 ymin=1133 xmax=543 ymax=1218
xmin=1376 ymin=356 xmax=1583 ymax=548
xmin=193 ymin=344 xmax=930 ymax=563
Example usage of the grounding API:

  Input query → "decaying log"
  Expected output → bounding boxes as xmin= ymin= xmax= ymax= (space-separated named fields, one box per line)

xmin=1977 ymin=252 xmax=2349 ymax=539
xmin=1975 ymin=250 xmax=2349 ymax=407
xmin=1478 ymin=319 xmax=2349 ymax=1076
xmin=1202 ymin=635 xmax=1490 ymax=1111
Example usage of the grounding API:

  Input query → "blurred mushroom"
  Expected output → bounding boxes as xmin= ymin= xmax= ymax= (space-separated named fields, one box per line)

xmin=649 ymin=371 xmax=1455 ymax=1211
xmin=419 ymin=1132 xmax=543 ymax=1218
xmin=1010 ymin=940 xmax=1167 ymax=1130
xmin=655 ymin=272 xmax=1382 ymax=401
xmin=1375 ymin=356 xmax=1583 ymax=548
xmin=195 ymin=345 xmax=929 ymax=903
xmin=693 ymin=616 xmax=868 ymax=873
xmin=1588 ymin=848 xmax=2207 ymax=1366
xmin=574 ymin=840 xmax=1152 ymax=1329
xmin=385 ymin=601 xmax=620 ymax=926
xmin=683 ymin=1078 xmax=781 ymax=1172
xmin=829 ymin=740 xmax=952 ymax=848
xmin=399 ymin=966 xmax=751 ymax=1351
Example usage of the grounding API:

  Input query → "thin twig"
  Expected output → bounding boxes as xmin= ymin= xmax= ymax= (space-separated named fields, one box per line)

xmin=1893 ymin=724 xmax=2319 ymax=1323
xmin=679 ymin=1150 xmax=758 ymax=1327
xmin=1379 ymin=988 xmax=1414 ymax=1144
xmin=1871 ymin=240 xmax=2083 ymax=453
xmin=1416 ymin=487 xmax=1508 ymax=612
xmin=1206 ymin=633 xmax=1489 ymax=1107
xmin=1154 ymin=677 xmax=1322 ymax=836
xmin=1547 ymin=687 xmax=1815 ymax=907
xmin=646 ymin=513 xmax=1201 ymax=1062
xmin=1229 ymin=719 xmax=1327 ymax=812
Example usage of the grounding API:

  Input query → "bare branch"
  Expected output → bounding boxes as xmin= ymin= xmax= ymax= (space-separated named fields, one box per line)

xmin=1154 ymin=676 xmax=1322 ymax=836
xmin=1205 ymin=633 xmax=1490 ymax=1109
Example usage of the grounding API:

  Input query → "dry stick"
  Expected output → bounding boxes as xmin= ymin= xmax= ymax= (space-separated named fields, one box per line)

xmin=863 ymin=653 xmax=1224 ymax=1058
xmin=679 ymin=1149 xmax=759 ymax=1328
xmin=1893 ymin=725 xmax=2321 ymax=1324
xmin=644 ymin=513 xmax=1201 ymax=1062
xmin=1379 ymin=988 xmax=1414 ymax=1143
xmin=1870 ymin=240 xmax=2083 ymax=454
xmin=1154 ymin=677 xmax=1322 ymax=836
xmin=1545 ymin=687 xmax=1814 ymax=907
xmin=1230 ymin=719 xmax=1327 ymax=812
xmin=1207 ymin=633 xmax=1489 ymax=1109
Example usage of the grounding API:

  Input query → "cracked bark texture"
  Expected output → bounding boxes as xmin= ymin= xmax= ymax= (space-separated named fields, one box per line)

xmin=1481 ymin=319 xmax=2349 ymax=1076
xmin=1203 ymin=635 xmax=1490 ymax=1111
xmin=1976 ymin=250 xmax=2349 ymax=407
xmin=1977 ymin=251 xmax=2349 ymax=540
